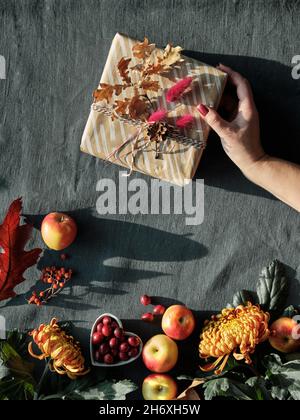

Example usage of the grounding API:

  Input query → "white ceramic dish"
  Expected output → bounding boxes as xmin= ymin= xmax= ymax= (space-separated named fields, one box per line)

xmin=90 ymin=312 xmax=143 ymax=367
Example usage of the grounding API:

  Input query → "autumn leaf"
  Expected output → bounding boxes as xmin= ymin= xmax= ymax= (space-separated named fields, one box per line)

xmin=140 ymin=78 xmax=160 ymax=92
xmin=114 ymin=98 xmax=131 ymax=115
xmin=93 ymin=83 xmax=115 ymax=103
xmin=132 ymin=37 xmax=155 ymax=60
xmin=128 ymin=96 xmax=148 ymax=120
xmin=143 ymin=63 xmax=164 ymax=76
xmin=117 ymin=57 xmax=131 ymax=84
xmin=158 ymin=44 xmax=183 ymax=70
xmin=0 ymin=198 xmax=42 ymax=301
xmin=113 ymin=84 xmax=124 ymax=96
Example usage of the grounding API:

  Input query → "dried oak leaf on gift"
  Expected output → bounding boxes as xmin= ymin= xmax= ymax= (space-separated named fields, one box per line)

xmin=0 ymin=198 xmax=42 ymax=301
xmin=132 ymin=37 xmax=155 ymax=60
xmin=93 ymin=83 xmax=123 ymax=103
xmin=158 ymin=44 xmax=183 ymax=70
xmin=114 ymin=98 xmax=131 ymax=115
xmin=128 ymin=95 xmax=148 ymax=119
xmin=117 ymin=57 xmax=131 ymax=84
xmin=139 ymin=78 xmax=160 ymax=92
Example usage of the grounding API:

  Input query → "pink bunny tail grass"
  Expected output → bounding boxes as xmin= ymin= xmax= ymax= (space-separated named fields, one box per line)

xmin=148 ymin=109 xmax=167 ymax=123
xmin=175 ymin=114 xmax=194 ymax=128
xmin=166 ymin=76 xmax=193 ymax=103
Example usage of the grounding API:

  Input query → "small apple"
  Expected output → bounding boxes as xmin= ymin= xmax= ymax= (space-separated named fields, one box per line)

xmin=142 ymin=334 xmax=178 ymax=373
xmin=269 ymin=317 xmax=300 ymax=353
xmin=41 ymin=212 xmax=77 ymax=251
xmin=142 ymin=374 xmax=177 ymax=400
xmin=162 ymin=305 xmax=195 ymax=340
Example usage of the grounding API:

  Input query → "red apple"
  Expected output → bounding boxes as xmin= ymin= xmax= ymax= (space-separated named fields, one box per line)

xmin=269 ymin=317 xmax=300 ymax=353
xmin=142 ymin=334 xmax=178 ymax=373
xmin=142 ymin=374 xmax=177 ymax=400
xmin=162 ymin=305 xmax=195 ymax=340
xmin=41 ymin=212 xmax=77 ymax=251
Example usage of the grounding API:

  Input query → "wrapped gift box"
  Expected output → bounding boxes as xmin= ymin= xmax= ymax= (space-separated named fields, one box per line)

xmin=81 ymin=33 xmax=227 ymax=185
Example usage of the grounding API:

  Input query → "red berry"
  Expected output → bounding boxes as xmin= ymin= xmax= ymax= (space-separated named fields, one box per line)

xmin=111 ymin=321 xmax=119 ymax=329
xmin=92 ymin=332 xmax=104 ymax=345
xmin=114 ymin=327 xmax=124 ymax=339
xmin=96 ymin=322 xmax=104 ymax=332
xmin=128 ymin=348 xmax=138 ymax=358
xmin=153 ymin=305 xmax=166 ymax=315
xmin=99 ymin=343 xmax=110 ymax=355
xmin=102 ymin=325 xmax=112 ymax=337
xmin=119 ymin=342 xmax=129 ymax=353
xmin=119 ymin=352 xmax=129 ymax=361
xmin=128 ymin=336 xmax=140 ymax=347
xmin=141 ymin=312 xmax=154 ymax=322
xmin=140 ymin=294 xmax=151 ymax=306
xmin=109 ymin=337 xmax=118 ymax=348
xmin=103 ymin=353 xmax=114 ymax=364
xmin=111 ymin=348 xmax=118 ymax=357
xmin=102 ymin=316 xmax=112 ymax=325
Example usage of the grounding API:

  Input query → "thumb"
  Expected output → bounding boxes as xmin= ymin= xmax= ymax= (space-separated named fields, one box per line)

xmin=197 ymin=104 xmax=229 ymax=138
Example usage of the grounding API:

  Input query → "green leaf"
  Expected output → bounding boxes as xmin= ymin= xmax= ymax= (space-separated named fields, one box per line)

xmin=245 ymin=376 xmax=272 ymax=400
xmin=264 ymin=353 xmax=300 ymax=400
xmin=0 ymin=331 xmax=35 ymax=400
xmin=256 ymin=260 xmax=288 ymax=312
xmin=68 ymin=379 xmax=138 ymax=400
xmin=232 ymin=290 xmax=254 ymax=307
xmin=281 ymin=305 xmax=298 ymax=318
xmin=203 ymin=378 xmax=255 ymax=400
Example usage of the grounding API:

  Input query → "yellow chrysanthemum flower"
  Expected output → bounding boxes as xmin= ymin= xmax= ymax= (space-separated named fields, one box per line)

xmin=199 ymin=302 xmax=270 ymax=375
xmin=28 ymin=318 xmax=90 ymax=380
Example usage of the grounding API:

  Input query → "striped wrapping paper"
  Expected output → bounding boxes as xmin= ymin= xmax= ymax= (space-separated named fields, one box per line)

xmin=81 ymin=33 xmax=227 ymax=186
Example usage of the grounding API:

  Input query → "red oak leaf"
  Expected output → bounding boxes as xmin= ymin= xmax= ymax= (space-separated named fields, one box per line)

xmin=0 ymin=198 xmax=42 ymax=301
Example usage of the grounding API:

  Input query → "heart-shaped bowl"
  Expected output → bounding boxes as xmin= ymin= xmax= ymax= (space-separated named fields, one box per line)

xmin=90 ymin=313 xmax=143 ymax=367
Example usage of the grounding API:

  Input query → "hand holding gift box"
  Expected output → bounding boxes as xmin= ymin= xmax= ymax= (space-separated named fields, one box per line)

xmin=81 ymin=33 xmax=227 ymax=185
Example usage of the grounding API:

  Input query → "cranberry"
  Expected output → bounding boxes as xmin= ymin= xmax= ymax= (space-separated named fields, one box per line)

xmin=102 ymin=316 xmax=112 ymax=325
xmin=119 ymin=352 xmax=129 ymax=361
xmin=114 ymin=327 xmax=124 ymax=339
xmin=120 ymin=342 xmax=129 ymax=353
xmin=103 ymin=353 xmax=114 ymax=364
xmin=96 ymin=322 xmax=104 ymax=332
xmin=111 ymin=348 xmax=118 ymax=357
xmin=92 ymin=332 xmax=104 ymax=345
xmin=99 ymin=343 xmax=110 ymax=355
xmin=141 ymin=312 xmax=154 ymax=322
xmin=109 ymin=337 xmax=119 ymax=348
xmin=127 ymin=336 xmax=140 ymax=347
xmin=128 ymin=348 xmax=138 ymax=358
xmin=140 ymin=294 xmax=151 ymax=306
xmin=153 ymin=305 xmax=166 ymax=315
xmin=102 ymin=325 xmax=112 ymax=337
xmin=111 ymin=321 xmax=119 ymax=329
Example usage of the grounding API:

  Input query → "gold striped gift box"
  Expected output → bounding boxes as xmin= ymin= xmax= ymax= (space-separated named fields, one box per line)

xmin=81 ymin=33 xmax=227 ymax=186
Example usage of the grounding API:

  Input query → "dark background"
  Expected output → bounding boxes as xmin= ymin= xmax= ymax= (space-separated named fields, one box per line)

xmin=0 ymin=0 xmax=300 ymax=398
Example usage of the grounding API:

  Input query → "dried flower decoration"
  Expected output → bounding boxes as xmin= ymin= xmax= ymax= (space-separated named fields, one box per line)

xmin=148 ymin=109 xmax=167 ymax=123
xmin=93 ymin=38 xmax=183 ymax=121
xmin=166 ymin=76 xmax=193 ymax=102
xmin=176 ymin=114 xmax=194 ymax=129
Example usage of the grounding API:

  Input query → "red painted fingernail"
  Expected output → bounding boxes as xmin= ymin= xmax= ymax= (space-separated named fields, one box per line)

xmin=197 ymin=104 xmax=209 ymax=116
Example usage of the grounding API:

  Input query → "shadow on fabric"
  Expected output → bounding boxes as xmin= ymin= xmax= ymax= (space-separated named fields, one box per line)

xmin=1 ymin=208 xmax=208 ymax=309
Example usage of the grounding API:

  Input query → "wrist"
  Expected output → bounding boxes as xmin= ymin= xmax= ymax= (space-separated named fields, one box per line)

xmin=240 ymin=154 xmax=271 ymax=182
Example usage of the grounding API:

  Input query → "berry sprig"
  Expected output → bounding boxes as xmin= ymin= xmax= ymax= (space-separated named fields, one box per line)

xmin=28 ymin=266 xmax=73 ymax=306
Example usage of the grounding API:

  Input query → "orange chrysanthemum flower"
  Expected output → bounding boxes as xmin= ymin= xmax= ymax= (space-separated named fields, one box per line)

xmin=28 ymin=318 xmax=90 ymax=380
xmin=199 ymin=303 xmax=270 ymax=374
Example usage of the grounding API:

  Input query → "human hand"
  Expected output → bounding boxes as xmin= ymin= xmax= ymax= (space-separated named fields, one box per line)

xmin=198 ymin=64 xmax=266 ymax=174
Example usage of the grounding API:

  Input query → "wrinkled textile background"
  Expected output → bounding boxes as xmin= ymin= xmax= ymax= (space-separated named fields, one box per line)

xmin=0 ymin=0 xmax=300 ymax=397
